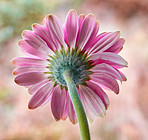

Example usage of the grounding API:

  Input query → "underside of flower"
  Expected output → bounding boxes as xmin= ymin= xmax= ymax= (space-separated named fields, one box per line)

xmin=48 ymin=47 xmax=93 ymax=88
xmin=12 ymin=9 xmax=127 ymax=126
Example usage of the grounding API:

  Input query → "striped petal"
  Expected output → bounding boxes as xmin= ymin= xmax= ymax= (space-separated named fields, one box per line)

xmin=77 ymin=14 xmax=96 ymax=50
xmin=83 ymin=20 xmax=99 ymax=50
xmin=78 ymin=88 xmax=95 ymax=122
xmin=91 ymin=52 xmax=128 ymax=69
xmin=28 ymin=79 xmax=50 ymax=95
xmin=13 ymin=66 xmax=48 ymax=75
xmin=116 ymin=69 xmax=127 ymax=81
xmin=89 ymin=31 xmax=120 ymax=54
xmin=32 ymin=23 xmax=56 ymax=51
xmin=64 ymin=9 xmax=78 ymax=47
xmin=80 ymin=85 xmax=106 ymax=118
xmin=51 ymin=86 xmax=62 ymax=121
xmin=11 ymin=57 xmax=48 ymax=67
xmin=14 ymin=72 xmax=47 ymax=86
xmin=105 ymin=38 xmax=125 ymax=54
xmin=22 ymin=30 xmax=52 ymax=55
xmin=18 ymin=40 xmax=49 ymax=59
xmin=67 ymin=93 xmax=77 ymax=124
xmin=28 ymin=81 xmax=54 ymax=109
xmin=76 ymin=14 xmax=85 ymax=45
xmin=92 ymin=63 xmax=122 ymax=82
xmin=90 ymin=73 xmax=119 ymax=94
xmin=86 ymin=81 xmax=110 ymax=109
xmin=44 ymin=14 xmax=64 ymax=46
xmin=61 ymin=88 xmax=68 ymax=120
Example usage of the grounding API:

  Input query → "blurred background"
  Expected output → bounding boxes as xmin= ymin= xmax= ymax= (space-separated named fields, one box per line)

xmin=0 ymin=0 xmax=148 ymax=140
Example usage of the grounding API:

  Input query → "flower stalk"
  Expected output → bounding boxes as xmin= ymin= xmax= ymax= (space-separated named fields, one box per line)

xmin=63 ymin=70 xmax=90 ymax=140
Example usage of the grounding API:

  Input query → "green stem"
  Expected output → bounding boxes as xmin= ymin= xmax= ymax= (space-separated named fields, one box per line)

xmin=63 ymin=70 xmax=90 ymax=140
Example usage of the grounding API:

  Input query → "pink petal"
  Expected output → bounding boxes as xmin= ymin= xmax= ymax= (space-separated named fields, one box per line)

xmin=64 ymin=9 xmax=78 ymax=47
xmin=28 ymin=79 xmax=50 ymax=95
xmin=92 ymin=63 xmax=122 ymax=82
xmin=91 ymin=52 xmax=128 ymax=69
xmin=105 ymin=38 xmax=125 ymax=54
xmin=32 ymin=23 xmax=56 ymax=51
xmin=51 ymin=86 xmax=62 ymax=121
xmin=80 ymin=88 xmax=98 ymax=117
xmin=11 ymin=57 xmax=48 ymax=67
xmin=18 ymin=40 xmax=49 ymax=59
xmin=28 ymin=81 xmax=54 ymax=109
xmin=77 ymin=88 xmax=95 ymax=122
xmin=77 ymin=14 xmax=96 ymax=50
xmin=78 ymin=14 xmax=85 ymax=29
xmin=44 ymin=15 xmax=64 ymax=46
xmin=83 ymin=21 xmax=99 ymax=50
xmin=90 ymin=73 xmax=119 ymax=94
xmin=86 ymin=81 xmax=110 ymax=109
xmin=13 ymin=66 xmax=48 ymax=75
xmin=61 ymin=88 xmax=68 ymax=120
xmin=80 ymin=85 xmax=106 ymax=118
xmin=67 ymin=93 xmax=77 ymax=124
xmin=116 ymin=69 xmax=127 ymax=81
xmin=87 ymin=32 xmax=109 ymax=53
xmin=22 ymin=30 xmax=52 ymax=55
xmin=89 ymin=31 xmax=120 ymax=54
xmin=76 ymin=14 xmax=85 ymax=45
xmin=14 ymin=72 xmax=47 ymax=86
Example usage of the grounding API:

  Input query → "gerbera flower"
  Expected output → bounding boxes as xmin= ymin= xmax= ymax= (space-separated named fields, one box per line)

xmin=12 ymin=9 xmax=127 ymax=125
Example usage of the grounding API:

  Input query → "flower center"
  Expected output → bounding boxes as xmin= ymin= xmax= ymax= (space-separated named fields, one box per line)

xmin=47 ymin=47 xmax=93 ymax=88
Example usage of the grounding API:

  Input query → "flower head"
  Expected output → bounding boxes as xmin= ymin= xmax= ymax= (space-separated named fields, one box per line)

xmin=12 ymin=9 xmax=127 ymax=124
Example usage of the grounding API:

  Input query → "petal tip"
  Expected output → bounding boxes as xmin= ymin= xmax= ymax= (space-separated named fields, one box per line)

xmin=96 ymin=20 xmax=99 ymax=25
xmin=125 ymin=60 xmax=128 ymax=67
xmin=28 ymin=104 xmax=34 ymax=109
xmin=121 ymin=38 xmax=125 ymax=43
xmin=106 ymin=104 xmax=110 ymax=110
xmin=14 ymin=77 xmax=18 ymax=84
xmin=89 ymin=119 xmax=94 ymax=124
xmin=115 ymin=31 xmax=121 ymax=35
xmin=13 ymin=70 xmax=16 ymax=75
xmin=47 ymin=14 xmax=53 ymax=20
xmin=95 ymin=20 xmax=100 ymax=28
xmin=69 ymin=9 xmax=76 ymax=13
xmin=61 ymin=117 xmax=67 ymax=121
xmin=54 ymin=118 xmax=60 ymax=122
xmin=28 ymin=101 xmax=36 ymax=109
xmin=100 ymin=114 xmax=105 ymax=118
xmin=32 ymin=23 xmax=37 ymax=29
xmin=87 ymin=13 xmax=95 ymax=19
xmin=28 ymin=88 xmax=33 ymax=95
xmin=123 ymin=76 xmax=127 ymax=81
xmin=79 ymin=14 xmax=85 ymax=19
xmin=18 ymin=40 xmax=22 ymax=46
xmin=71 ymin=121 xmax=77 ymax=125
xmin=11 ymin=58 xmax=16 ymax=65
xmin=21 ymin=30 xmax=27 ymax=37
xmin=116 ymin=90 xmax=119 ymax=95
xmin=97 ymin=111 xmax=106 ymax=118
